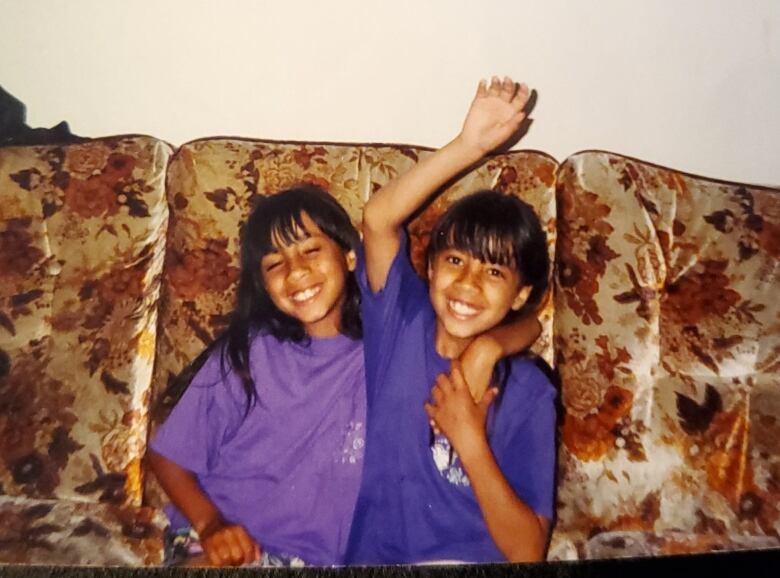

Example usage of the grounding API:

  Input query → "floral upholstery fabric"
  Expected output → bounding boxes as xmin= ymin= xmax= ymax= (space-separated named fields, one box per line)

xmin=550 ymin=151 xmax=780 ymax=558
xmin=4 ymin=134 xmax=777 ymax=567
xmin=584 ymin=529 xmax=780 ymax=559
xmin=0 ymin=495 xmax=165 ymax=565
xmin=0 ymin=137 xmax=172 ymax=508
xmin=148 ymin=138 xmax=558 ymax=504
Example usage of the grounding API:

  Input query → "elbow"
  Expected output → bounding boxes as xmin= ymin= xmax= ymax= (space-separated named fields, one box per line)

xmin=361 ymin=202 xmax=398 ymax=241
xmin=361 ymin=201 xmax=384 ymax=236
xmin=506 ymin=546 xmax=545 ymax=564
xmin=502 ymin=523 xmax=547 ymax=563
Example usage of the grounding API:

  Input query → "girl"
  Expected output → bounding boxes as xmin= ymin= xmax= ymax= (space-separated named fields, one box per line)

xmin=347 ymin=77 xmax=556 ymax=564
xmin=148 ymin=185 xmax=366 ymax=567
xmin=148 ymin=184 xmax=541 ymax=567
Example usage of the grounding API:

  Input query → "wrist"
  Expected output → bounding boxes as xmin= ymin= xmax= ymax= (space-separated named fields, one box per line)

xmin=450 ymin=135 xmax=489 ymax=164
xmin=454 ymin=429 xmax=491 ymax=467
xmin=474 ymin=334 xmax=504 ymax=365
xmin=195 ymin=513 xmax=226 ymax=539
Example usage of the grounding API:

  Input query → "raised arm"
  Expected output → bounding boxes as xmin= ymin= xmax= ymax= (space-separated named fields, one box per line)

xmin=361 ymin=77 xmax=531 ymax=292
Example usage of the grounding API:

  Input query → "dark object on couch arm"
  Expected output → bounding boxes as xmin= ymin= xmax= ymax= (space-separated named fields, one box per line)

xmin=0 ymin=85 xmax=87 ymax=146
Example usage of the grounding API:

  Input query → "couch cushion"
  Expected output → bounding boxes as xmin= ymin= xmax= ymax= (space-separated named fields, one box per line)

xmin=552 ymin=151 xmax=780 ymax=556
xmin=0 ymin=495 xmax=165 ymax=565
xmin=0 ymin=137 xmax=172 ymax=506
xmin=148 ymin=138 xmax=558 ymax=503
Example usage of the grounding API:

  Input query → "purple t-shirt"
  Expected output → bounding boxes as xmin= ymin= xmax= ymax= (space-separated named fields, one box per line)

xmin=346 ymin=235 xmax=556 ymax=564
xmin=150 ymin=332 xmax=366 ymax=566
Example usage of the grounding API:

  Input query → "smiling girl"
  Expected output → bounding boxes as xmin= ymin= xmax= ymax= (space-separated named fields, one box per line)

xmin=148 ymin=186 xmax=366 ymax=567
xmin=346 ymin=77 xmax=556 ymax=564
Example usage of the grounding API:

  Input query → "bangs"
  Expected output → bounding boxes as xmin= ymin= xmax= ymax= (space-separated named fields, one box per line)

xmin=244 ymin=184 xmax=359 ymax=266
xmin=439 ymin=221 xmax=518 ymax=268
xmin=429 ymin=198 xmax=523 ymax=269
xmin=254 ymin=206 xmax=311 ymax=257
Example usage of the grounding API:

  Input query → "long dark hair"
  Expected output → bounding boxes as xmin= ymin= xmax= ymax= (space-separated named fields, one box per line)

xmin=161 ymin=184 xmax=361 ymax=416
xmin=426 ymin=190 xmax=549 ymax=321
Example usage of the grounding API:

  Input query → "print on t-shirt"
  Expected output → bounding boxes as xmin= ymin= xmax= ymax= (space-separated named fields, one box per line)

xmin=430 ymin=433 xmax=470 ymax=487
xmin=338 ymin=420 xmax=365 ymax=464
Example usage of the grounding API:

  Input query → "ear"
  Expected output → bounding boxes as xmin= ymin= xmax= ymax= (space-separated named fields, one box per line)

xmin=346 ymin=250 xmax=357 ymax=272
xmin=511 ymin=285 xmax=532 ymax=311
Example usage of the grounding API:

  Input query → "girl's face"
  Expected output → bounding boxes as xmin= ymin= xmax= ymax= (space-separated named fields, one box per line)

xmin=260 ymin=212 xmax=356 ymax=338
xmin=427 ymin=247 xmax=530 ymax=357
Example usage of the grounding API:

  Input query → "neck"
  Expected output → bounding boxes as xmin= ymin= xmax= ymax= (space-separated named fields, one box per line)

xmin=434 ymin=320 xmax=474 ymax=359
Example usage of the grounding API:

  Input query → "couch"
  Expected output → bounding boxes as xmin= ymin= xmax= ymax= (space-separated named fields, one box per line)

xmin=0 ymin=135 xmax=777 ymax=565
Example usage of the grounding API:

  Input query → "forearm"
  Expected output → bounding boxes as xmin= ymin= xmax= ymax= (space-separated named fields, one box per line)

xmin=483 ymin=315 xmax=542 ymax=358
xmin=362 ymin=136 xmax=485 ymax=291
xmin=363 ymin=136 xmax=483 ymax=236
xmin=147 ymin=449 xmax=223 ymax=536
xmin=458 ymin=440 xmax=547 ymax=562
xmin=460 ymin=317 xmax=541 ymax=400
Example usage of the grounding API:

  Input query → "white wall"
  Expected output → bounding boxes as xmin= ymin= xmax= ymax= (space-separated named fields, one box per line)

xmin=1 ymin=0 xmax=779 ymax=185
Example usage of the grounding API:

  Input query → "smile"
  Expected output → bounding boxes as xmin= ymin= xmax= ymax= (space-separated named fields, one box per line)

xmin=291 ymin=285 xmax=322 ymax=303
xmin=447 ymin=299 xmax=480 ymax=319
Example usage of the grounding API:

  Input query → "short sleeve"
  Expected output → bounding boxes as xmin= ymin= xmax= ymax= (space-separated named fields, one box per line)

xmin=356 ymin=231 xmax=428 ymax=392
xmin=150 ymin=351 xmax=244 ymax=476
xmin=494 ymin=366 xmax=557 ymax=520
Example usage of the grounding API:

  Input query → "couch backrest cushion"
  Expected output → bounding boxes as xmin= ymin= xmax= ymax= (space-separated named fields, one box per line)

xmin=148 ymin=139 xmax=557 ymax=503
xmin=0 ymin=137 xmax=172 ymax=506
xmin=553 ymin=151 xmax=780 ymax=545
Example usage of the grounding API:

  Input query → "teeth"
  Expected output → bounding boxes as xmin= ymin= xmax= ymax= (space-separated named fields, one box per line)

xmin=292 ymin=286 xmax=321 ymax=302
xmin=449 ymin=299 xmax=478 ymax=316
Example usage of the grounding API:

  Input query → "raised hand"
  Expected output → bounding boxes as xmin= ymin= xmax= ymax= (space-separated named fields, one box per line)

xmin=459 ymin=76 xmax=530 ymax=156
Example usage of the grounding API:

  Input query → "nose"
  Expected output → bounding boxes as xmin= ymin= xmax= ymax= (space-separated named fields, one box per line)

xmin=286 ymin=252 xmax=310 ymax=281
xmin=454 ymin=261 xmax=480 ymax=291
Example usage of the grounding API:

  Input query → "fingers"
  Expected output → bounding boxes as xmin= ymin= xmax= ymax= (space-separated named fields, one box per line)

xmin=512 ymin=82 xmax=530 ymax=113
xmin=204 ymin=526 xmax=259 ymax=566
xmin=501 ymin=76 xmax=515 ymax=100
xmin=449 ymin=359 xmax=467 ymax=391
xmin=436 ymin=371 xmax=455 ymax=394
xmin=206 ymin=544 xmax=222 ymax=567
xmin=487 ymin=75 xmax=502 ymax=97
xmin=486 ymin=75 xmax=524 ymax=101
xmin=475 ymin=78 xmax=488 ymax=98
xmin=482 ymin=75 xmax=530 ymax=110
xmin=479 ymin=386 xmax=500 ymax=411
xmin=431 ymin=382 xmax=444 ymax=405
xmin=235 ymin=528 xmax=260 ymax=564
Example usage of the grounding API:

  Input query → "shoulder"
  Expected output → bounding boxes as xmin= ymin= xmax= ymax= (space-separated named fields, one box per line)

xmin=247 ymin=330 xmax=284 ymax=358
xmin=491 ymin=356 xmax=557 ymax=449
xmin=500 ymin=356 xmax=557 ymax=412
xmin=356 ymin=234 xmax=430 ymax=338
xmin=187 ymin=332 xmax=279 ymax=398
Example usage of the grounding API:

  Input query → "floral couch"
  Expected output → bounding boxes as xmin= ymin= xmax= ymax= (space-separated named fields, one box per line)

xmin=0 ymin=135 xmax=777 ymax=566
